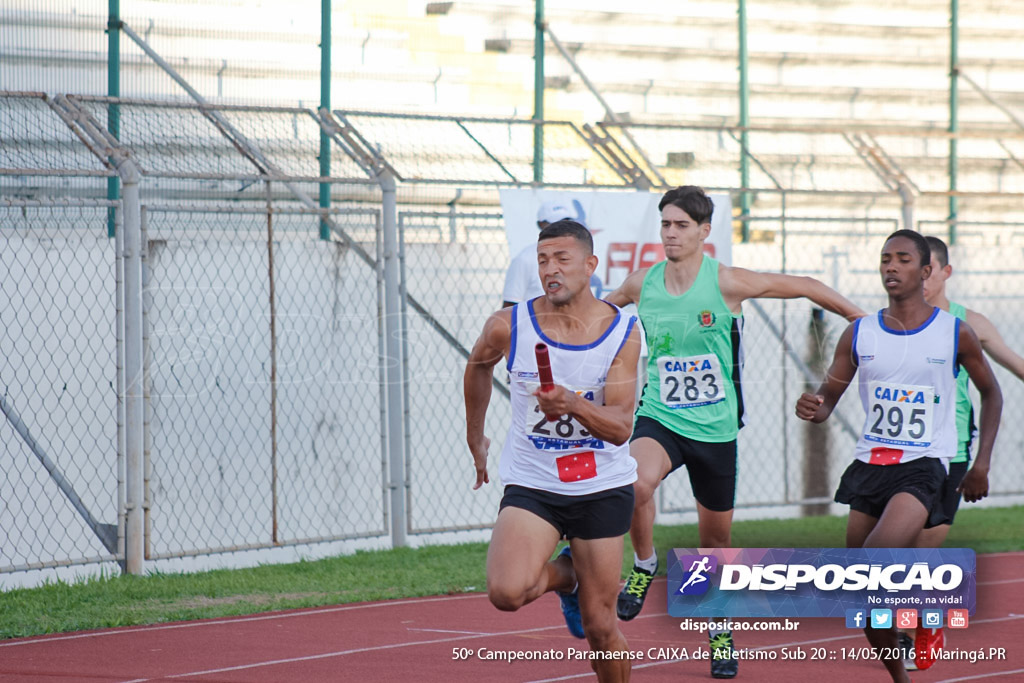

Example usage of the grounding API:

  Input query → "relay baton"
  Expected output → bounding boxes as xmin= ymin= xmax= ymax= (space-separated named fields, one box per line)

xmin=535 ymin=343 xmax=559 ymax=420
xmin=535 ymin=343 xmax=554 ymax=392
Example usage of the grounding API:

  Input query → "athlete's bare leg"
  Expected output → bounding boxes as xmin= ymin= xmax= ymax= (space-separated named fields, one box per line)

xmin=847 ymin=494 xmax=929 ymax=683
xmin=572 ymin=535 xmax=631 ymax=683
xmin=845 ymin=509 xmax=879 ymax=549
xmin=486 ymin=506 xmax=570 ymax=611
xmin=626 ymin=438 xmax=673 ymax=560
xmin=696 ymin=502 xmax=733 ymax=548
xmin=914 ymin=523 xmax=951 ymax=548
xmin=865 ymin=493 xmax=930 ymax=548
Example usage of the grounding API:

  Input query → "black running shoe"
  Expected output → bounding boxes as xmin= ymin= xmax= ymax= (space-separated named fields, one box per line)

xmin=616 ymin=561 xmax=657 ymax=621
xmin=710 ymin=631 xmax=738 ymax=679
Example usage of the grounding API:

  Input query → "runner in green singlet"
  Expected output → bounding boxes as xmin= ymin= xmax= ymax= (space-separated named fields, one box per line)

xmin=605 ymin=185 xmax=864 ymax=679
xmin=895 ymin=235 xmax=1024 ymax=671
xmin=916 ymin=236 xmax=1024 ymax=548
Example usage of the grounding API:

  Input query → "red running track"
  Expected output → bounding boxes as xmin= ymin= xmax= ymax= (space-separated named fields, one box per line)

xmin=1 ymin=552 xmax=1021 ymax=682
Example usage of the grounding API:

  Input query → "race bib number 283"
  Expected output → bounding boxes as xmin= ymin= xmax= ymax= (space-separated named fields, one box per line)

xmin=658 ymin=354 xmax=725 ymax=409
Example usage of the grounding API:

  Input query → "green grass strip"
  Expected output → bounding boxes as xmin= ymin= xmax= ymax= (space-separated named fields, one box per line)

xmin=1 ymin=505 xmax=1019 ymax=639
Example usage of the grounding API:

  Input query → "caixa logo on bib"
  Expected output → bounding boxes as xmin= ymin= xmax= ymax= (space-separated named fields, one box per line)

xmin=667 ymin=548 xmax=976 ymax=619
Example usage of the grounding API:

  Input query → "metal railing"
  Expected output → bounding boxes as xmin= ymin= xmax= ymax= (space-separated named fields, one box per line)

xmin=4 ymin=91 xmax=1024 ymax=584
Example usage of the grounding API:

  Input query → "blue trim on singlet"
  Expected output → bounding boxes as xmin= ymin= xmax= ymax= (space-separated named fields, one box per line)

xmin=953 ymin=317 xmax=961 ymax=378
xmin=852 ymin=316 xmax=862 ymax=365
xmin=527 ymin=298 xmax=622 ymax=350
xmin=614 ymin=315 xmax=637 ymax=358
xmin=877 ymin=306 xmax=940 ymax=335
xmin=506 ymin=303 xmax=519 ymax=373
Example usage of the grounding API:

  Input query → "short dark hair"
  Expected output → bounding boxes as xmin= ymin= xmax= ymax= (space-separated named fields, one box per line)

xmin=538 ymin=219 xmax=593 ymax=255
xmin=658 ymin=185 xmax=714 ymax=225
xmin=884 ymin=229 xmax=931 ymax=267
xmin=924 ymin=235 xmax=950 ymax=268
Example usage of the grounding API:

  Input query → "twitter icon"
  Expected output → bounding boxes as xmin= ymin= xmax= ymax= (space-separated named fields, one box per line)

xmin=870 ymin=609 xmax=892 ymax=629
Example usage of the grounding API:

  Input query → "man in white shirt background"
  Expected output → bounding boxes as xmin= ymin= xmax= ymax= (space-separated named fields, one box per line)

xmin=502 ymin=200 xmax=602 ymax=307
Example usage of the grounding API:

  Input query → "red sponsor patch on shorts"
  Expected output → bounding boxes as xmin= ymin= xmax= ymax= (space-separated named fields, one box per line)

xmin=869 ymin=447 xmax=905 ymax=465
xmin=556 ymin=451 xmax=597 ymax=482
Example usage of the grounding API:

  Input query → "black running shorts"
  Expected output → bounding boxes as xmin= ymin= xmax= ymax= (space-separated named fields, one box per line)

xmin=931 ymin=460 xmax=970 ymax=527
xmin=499 ymin=484 xmax=635 ymax=540
xmin=834 ymin=457 xmax=948 ymax=528
xmin=630 ymin=415 xmax=737 ymax=512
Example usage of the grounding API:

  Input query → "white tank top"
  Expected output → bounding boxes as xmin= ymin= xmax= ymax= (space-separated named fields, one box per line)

xmin=852 ymin=308 xmax=960 ymax=468
xmin=500 ymin=298 xmax=639 ymax=495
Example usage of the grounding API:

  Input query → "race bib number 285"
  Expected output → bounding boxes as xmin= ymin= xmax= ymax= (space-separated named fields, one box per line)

xmin=658 ymin=354 xmax=725 ymax=409
xmin=525 ymin=387 xmax=604 ymax=449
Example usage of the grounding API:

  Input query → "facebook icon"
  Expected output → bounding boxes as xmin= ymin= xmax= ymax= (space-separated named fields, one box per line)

xmin=845 ymin=609 xmax=866 ymax=629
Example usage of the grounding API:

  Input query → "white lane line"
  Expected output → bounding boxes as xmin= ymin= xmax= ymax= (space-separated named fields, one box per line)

xmin=114 ymin=622 xmax=576 ymax=682
xmin=407 ymin=628 xmax=494 ymax=635
xmin=935 ymin=668 xmax=1024 ymax=682
xmin=978 ymin=578 xmax=1024 ymax=586
xmin=0 ymin=593 xmax=488 ymax=648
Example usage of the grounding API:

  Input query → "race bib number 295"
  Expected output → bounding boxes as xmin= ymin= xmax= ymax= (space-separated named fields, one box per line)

xmin=865 ymin=381 xmax=934 ymax=448
xmin=658 ymin=354 xmax=725 ymax=409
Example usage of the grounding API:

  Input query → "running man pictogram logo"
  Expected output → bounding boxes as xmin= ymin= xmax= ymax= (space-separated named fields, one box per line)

xmin=677 ymin=554 xmax=718 ymax=596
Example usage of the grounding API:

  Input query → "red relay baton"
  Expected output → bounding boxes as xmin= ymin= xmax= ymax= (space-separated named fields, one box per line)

xmin=535 ymin=343 xmax=558 ymax=420
xmin=535 ymin=343 xmax=554 ymax=392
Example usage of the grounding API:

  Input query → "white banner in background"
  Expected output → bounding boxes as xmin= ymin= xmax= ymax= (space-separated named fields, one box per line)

xmin=499 ymin=190 xmax=733 ymax=296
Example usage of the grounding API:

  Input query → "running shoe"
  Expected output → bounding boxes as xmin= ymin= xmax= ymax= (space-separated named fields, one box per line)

xmin=710 ymin=630 xmax=738 ymax=679
xmin=555 ymin=546 xmax=585 ymax=639
xmin=914 ymin=627 xmax=944 ymax=671
xmin=899 ymin=631 xmax=918 ymax=671
xmin=616 ymin=561 xmax=657 ymax=621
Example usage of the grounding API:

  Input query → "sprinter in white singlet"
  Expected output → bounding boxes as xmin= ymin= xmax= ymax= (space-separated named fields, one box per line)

xmin=796 ymin=230 xmax=1002 ymax=683
xmin=465 ymin=219 xmax=641 ymax=683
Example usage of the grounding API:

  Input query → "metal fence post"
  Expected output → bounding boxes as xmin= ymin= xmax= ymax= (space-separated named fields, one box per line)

xmin=116 ymin=201 xmax=127 ymax=562
xmin=120 ymin=161 xmax=145 ymax=574
xmin=140 ymin=206 xmax=153 ymax=560
xmin=106 ymin=0 xmax=120 ymax=239
xmin=899 ymin=183 xmax=915 ymax=231
xmin=380 ymin=170 xmax=407 ymax=548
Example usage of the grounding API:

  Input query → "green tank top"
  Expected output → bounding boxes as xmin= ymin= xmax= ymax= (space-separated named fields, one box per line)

xmin=635 ymin=255 xmax=743 ymax=442
xmin=949 ymin=301 xmax=973 ymax=463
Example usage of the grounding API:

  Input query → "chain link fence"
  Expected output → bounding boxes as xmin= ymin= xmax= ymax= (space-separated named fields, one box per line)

xmin=3 ymin=91 xmax=1024 ymax=584
xmin=1 ymin=200 xmax=121 ymax=572
xmin=140 ymin=205 xmax=388 ymax=560
xmin=399 ymin=209 xmax=510 ymax=533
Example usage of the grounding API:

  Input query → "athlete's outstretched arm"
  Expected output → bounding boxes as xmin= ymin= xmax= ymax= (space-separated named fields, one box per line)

xmin=602 ymin=268 xmax=646 ymax=307
xmin=534 ymin=324 xmax=641 ymax=445
xmin=955 ymin=322 xmax=1003 ymax=503
xmin=464 ymin=309 xmax=512 ymax=489
xmin=795 ymin=323 xmax=858 ymax=423
xmin=721 ymin=266 xmax=866 ymax=321
xmin=966 ymin=309 xmax=1024 ymax=381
